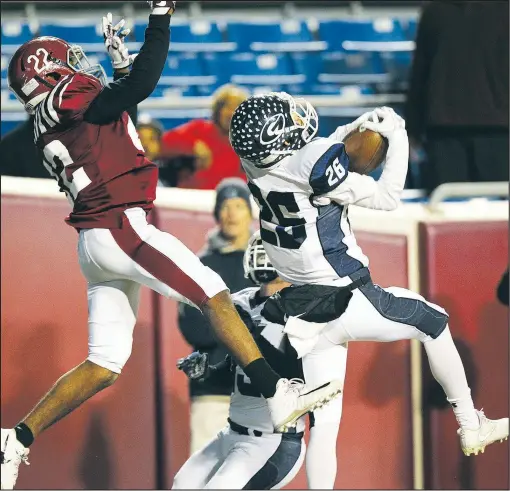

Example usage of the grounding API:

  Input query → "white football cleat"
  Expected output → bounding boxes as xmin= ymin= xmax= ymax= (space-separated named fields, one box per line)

xmin=1 ymin=429 xmax=30 ymax=490
xmin=267 ymin=378 xmax=343 ymax=433
xmin=458 ymin=410 xmax=509 ymax=456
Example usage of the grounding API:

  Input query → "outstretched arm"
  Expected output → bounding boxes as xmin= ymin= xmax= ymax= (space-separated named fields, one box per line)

xmin=85 ymin=2 xmax=176 ymax=124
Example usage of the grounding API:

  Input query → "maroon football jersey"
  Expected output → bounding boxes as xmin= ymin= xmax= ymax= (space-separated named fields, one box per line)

xmin=33 ymin=72 xmax=158 ymax=229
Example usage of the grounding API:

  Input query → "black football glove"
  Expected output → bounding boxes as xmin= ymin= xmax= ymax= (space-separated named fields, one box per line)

xmin=177 ymin=351 xmax=210 ymax=382
xmin=147 ymin=1 xmax=176 ymax=15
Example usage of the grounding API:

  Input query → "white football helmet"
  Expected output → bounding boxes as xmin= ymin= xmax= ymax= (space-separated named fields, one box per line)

xmin=243 ymin=230 xmax=278 ymax=285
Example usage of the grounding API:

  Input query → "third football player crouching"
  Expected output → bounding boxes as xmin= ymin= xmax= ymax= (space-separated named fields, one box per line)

xmin=173 ymin=231 xmax=347 ymax=489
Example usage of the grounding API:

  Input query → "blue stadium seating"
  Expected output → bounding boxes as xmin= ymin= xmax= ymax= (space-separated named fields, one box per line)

xmin=318 ymin=51 xmax=390 ymax=85
xmin=226 ymin=20 xmax=321 ymax=52
xmin=287 ymin=83 xmax=375 ymax=96
xmin=194 ymin=85 xmax=216 ymax=97
xmin=318 ymin=18 xmax=407 ymax=51
xmin=159 ymin=53 xmax=215 ymax=86
xmin=0 ymin=15 xmax=419 ymax=99
xmin=290 ymin=52 xmax=322 ymax=86
xmin=291 ymin=51 xmax=391 ymax=89
xmin=134 ymin=19 xmax=221 ymax=43
xmin=1 ymin=89 xmax=18 ymax=103
xmin=202 ymin=52 xmax=303 ymax=86
xmin=133 ymin=20 xmax=234 ymax=52
xmin=401 ymin=18 xmax=418 ymax=40
xmin=1 ymin=22 xmax=34 ymax=52
xmin=380 ymin=51 xmax=413 ymax=89
xmin=85 ymin=52 xmax=114 ymax=78
xmin=38 ymin=20 xmax=103 ymax=48
xmin=150 ymin=86 xmax=198 ymax=98
xmin=1 ymin=55 xmax=8 ymax=86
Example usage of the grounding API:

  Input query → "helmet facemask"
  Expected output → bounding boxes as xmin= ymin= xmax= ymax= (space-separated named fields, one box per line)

xmin=68 ymin=45 xmax=107 ymax=86
xmin=244 ymin=236 xmax=278 ymax=285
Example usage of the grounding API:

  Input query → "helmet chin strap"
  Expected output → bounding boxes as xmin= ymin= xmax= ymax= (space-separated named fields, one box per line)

xmin=25 ymin=92 xmax=50 ymax=114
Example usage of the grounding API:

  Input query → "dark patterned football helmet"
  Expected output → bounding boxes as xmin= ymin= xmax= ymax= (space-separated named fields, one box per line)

xmin=243 ymin=230 xmax=278 ymax=285
xmin=229 ymin=92 xmax=319 ymax=168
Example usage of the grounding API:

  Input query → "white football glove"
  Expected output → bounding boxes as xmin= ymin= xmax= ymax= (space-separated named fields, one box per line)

xmin=333 ymin=110 xmax=380 ymax=142
xmin=147 ymin=1 xmax=176 ymax=15
xmin=360 ymin=107 xmax=406 ymax=139
xmin=102 ymin=12 xmax=134 ymax=70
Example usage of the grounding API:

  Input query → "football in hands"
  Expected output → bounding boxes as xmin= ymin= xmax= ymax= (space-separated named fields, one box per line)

xmin=343 ymin=128 xmax=388 ymax=175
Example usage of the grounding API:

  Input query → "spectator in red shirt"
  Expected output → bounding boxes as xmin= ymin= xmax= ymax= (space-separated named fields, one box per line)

xmin=159 ymin=84 xmax=249 ymax=189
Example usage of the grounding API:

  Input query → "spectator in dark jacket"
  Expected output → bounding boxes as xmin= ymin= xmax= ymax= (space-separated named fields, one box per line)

xmin=405 ymin=1 xmax=509 ymax=194
xmin=0 ymin=116 xmax=49 ymax=178
xmin=178 ymin=177 xmax=254 ymax=454
xmin=497 ymin=268 xmax=509 ymax=306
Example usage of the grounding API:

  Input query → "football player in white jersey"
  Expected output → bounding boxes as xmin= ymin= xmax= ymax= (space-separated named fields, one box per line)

xmin=173 ymin=231 xmax=347 ymax=489
xmin=229 ymin=94 xmax=508 ymax=457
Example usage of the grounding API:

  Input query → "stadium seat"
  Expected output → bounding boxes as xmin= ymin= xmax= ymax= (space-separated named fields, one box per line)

xmin=195 ymin=84 xmax=219 ymax=97
xmin=149 ymin=85 xmax=197 ymax=98
xmin=380 ymin=51 xmax=413 ymax=89
xmin=1 ymin=55 xmax=9 ymax=87
xmin=401 ymin=18 xmax=418 ymax=40
xmin=202 ymin=52 xmax=304 ymax=86
xmin=318 ymin=51 xmax=390 ymax=85
xmin=1 ymin=89 xmax=18 ymax=103
xmin=1 ymin=21 xmax=34 ymax=53
xmin=318 ymin=18 xmax=409 ymax=51
xmin=1 ymin=117 xmax=27 ymax=137
xmin=284 ymin=82 xmax=375 ymax=96
xmin=85 ymin=52 xmax=113 ymax=78
xmin=159 ymin=53 xmax=215 ymax=86
xmin=290 ymin=52 xmax=322 ymax=87
xmin=226 ymin=20 xmax=324 ymax=52
xmin=133 ymin=19 xmax=234 ymax=52
xmin=38 ymin=20 xmax=104 ymax=50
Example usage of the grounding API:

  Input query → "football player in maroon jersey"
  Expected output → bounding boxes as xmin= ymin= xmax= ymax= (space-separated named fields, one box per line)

xmin=0 ymin=2 xmax=342 ymax=487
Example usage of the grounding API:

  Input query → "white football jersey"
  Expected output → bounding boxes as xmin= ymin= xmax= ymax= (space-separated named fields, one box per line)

xmin=242 ymin=136 xmax=369 ymax=286
xmin=229 ymin=287 xmax=306 ymax=433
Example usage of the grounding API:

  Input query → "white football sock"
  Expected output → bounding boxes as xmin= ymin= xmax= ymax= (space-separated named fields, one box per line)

xmin=423 ymin=326 xmax=479 ymax=429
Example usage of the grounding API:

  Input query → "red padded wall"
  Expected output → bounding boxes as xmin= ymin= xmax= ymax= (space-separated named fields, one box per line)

xmin=153 ymin=208 xmax=218 ymax=487
xmin=420 ymin=221 xmax=509 ymax=490
xmin=1 ymin=196 xmax=157 ymax=489
xmin=8 ymin=191 xmax=503 ymax=490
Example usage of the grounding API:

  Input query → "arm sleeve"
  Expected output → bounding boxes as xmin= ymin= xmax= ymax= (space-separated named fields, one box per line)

xmin=177 ymin=300 xmax=255 ymax=350
xmin=113 ymin=70 xmax=138 ymax=125
xmin=405 ymin=4 xmax=436 ymax=141
xmin=316 ymin=130 xmax=409 ymax=211
xmin=84 ymin=14 xmax=170 ymax=125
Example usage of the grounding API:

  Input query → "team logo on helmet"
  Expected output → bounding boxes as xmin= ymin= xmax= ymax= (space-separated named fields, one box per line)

xmin=260 ymin=113 xmax=285 ymax=146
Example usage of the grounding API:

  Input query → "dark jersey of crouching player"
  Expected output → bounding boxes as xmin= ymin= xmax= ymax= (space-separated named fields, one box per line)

xmin=173 ymin=231 xmax=306 ymax=490
xmin=7 ymin=16 xmax=170 ymax=229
